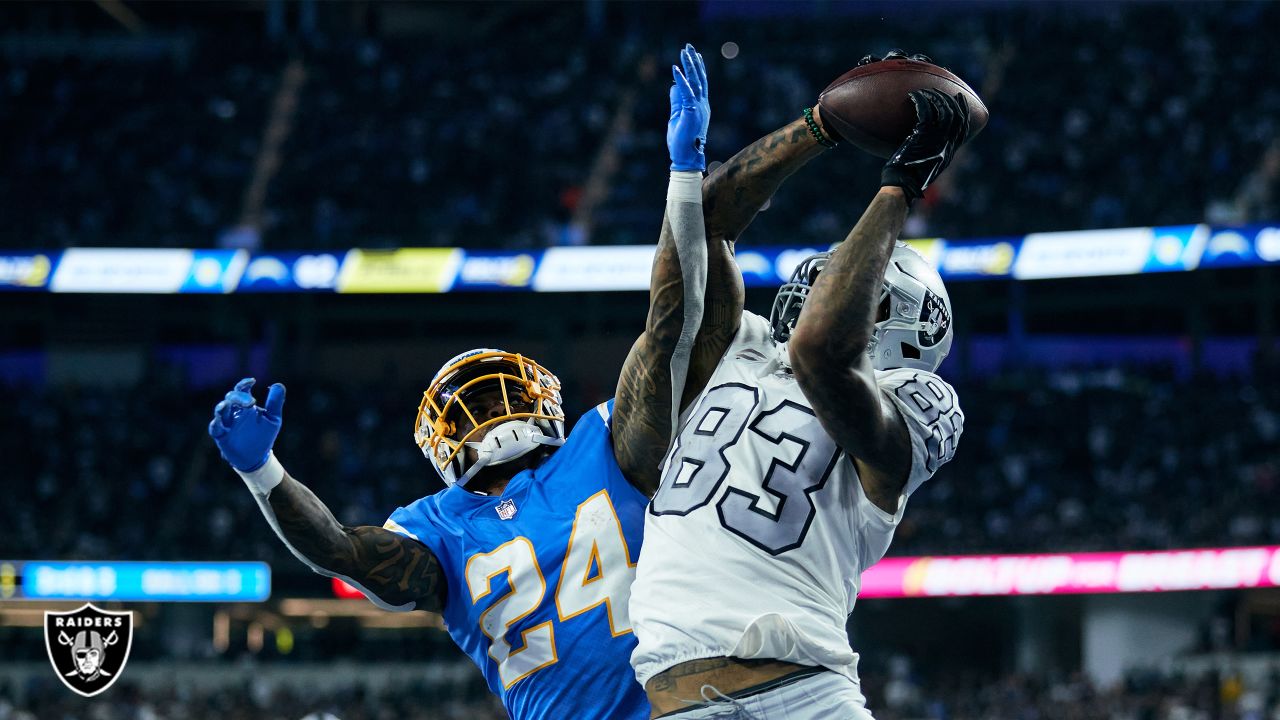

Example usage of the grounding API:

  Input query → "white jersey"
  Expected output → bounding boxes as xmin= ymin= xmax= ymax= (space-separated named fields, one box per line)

xmin=629 ymin=311 xmax=963 ymax=688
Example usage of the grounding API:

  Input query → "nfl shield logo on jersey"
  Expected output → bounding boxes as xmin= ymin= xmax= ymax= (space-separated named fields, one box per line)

xmin=495 ymin=498 xmax=518 ymax=520
xmin=44 ymin=603 xmax=134 ymax=697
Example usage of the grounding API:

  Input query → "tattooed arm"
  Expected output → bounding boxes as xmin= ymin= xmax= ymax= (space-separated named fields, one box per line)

xmin=613 ymin=50 xmax=838 ymax=492
xmin=614 ymin=211 xmax=697 ymax=495
xmin=789 ymin=90 xmax=972 ymax=512
xmin=686 ymin=115 xmax=832 ymax=406
xmin=613 ymin=46 xmax=710 ymax=494
xmin=207 ymin=381 xmax=446 ymax=611
xmin=264 ymin=473 xmax=447 ymax=612
xmin=613 ymin=115 xmax=835 ymax=494
xmin=787 ymin=188 xmax=914 ymax=513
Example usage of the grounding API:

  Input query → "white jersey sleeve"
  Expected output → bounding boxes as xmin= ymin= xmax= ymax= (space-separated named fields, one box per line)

xmin=854 ymin=368 xmax=964 ymax=567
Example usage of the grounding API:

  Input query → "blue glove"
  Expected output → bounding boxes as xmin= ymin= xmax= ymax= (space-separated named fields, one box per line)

xmin=668 ymin=43 xmax=710 ymax=172
xmin=208 ymin=377 xmax=286 ymax=472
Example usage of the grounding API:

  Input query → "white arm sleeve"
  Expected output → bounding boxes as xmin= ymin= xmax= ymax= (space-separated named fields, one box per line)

xmin=665 ymin=170 xmax=708 ymax=441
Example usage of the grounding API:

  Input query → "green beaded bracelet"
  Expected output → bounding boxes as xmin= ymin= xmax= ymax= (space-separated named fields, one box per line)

xmin=803 ymin=107 xmax=837 ymax=148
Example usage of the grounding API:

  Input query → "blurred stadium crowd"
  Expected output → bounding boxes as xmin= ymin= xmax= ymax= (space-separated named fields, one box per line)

xmin=3 ymin=663 xmax=1277 ymax=720
xmin=867 ymin=665 xmax=1277 ymax=720
xmin=895 ymin=352 xmax=1280 ymax=557
xmin=3 ymin=2 xmax=1279 ymax=251
xmin=5 ymin=353 xmax=1278 ymax=572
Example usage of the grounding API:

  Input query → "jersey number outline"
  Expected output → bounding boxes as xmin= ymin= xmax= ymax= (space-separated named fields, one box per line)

xmin=463 ymin=489 xmax=634 ymax=689
xmin=652 ymin=383 xmax=841 ymax=555
xmin=891 ymin=372 xmax=962 ymax=473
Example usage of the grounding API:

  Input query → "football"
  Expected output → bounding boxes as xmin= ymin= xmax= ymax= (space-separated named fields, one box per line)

xmin=817 ymin=58 xmax=989 ymax=158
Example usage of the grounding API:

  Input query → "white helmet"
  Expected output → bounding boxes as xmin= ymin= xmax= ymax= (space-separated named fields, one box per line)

xmin=413 ymin=348 xmax=566 ymax=488
xmin=769 ymin=242 xmax=953 ymax=372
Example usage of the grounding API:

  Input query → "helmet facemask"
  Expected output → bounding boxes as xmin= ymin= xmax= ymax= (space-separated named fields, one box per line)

xmin=769 ymin=244 xmax=953 ymax=373
xmin=414 ymin=350 xmax=566 ymax=488
xmin=769 ymin=252 xmax=830 ymax=344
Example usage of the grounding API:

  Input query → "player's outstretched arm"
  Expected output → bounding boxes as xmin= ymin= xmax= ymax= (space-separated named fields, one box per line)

xmin=682 ymin=103 xmax=836 ymax=408
xmin=614 ymin=44 xmax=710 ymax=495
xmin=266 ymin=474 xmax=446 ymax=611
xmin=788 ymin=90 xmax=969 ymax=512
xmin=208 ymin=379 xmax=446 ymax=612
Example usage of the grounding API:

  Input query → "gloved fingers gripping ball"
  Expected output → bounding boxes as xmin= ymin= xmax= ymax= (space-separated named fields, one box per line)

xmin=860 ymin=49 xmax=935 ymax=66
xmin=208 ymin=377 xmax=287 ymax=472
xmin=880 ymin=88 xmax=972 ymax=202
xmin=668 ymin=42 xmax=710 ymax=172
xmin=817 ymin=52 xmax=986 ymax=158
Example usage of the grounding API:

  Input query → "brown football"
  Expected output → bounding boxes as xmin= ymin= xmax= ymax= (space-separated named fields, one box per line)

xmin=817 ymin=59 xmax=988 ymax=158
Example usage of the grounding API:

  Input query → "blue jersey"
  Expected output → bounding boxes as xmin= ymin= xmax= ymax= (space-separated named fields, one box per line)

xmin=384 ymin=400 xmax=650 ymax=720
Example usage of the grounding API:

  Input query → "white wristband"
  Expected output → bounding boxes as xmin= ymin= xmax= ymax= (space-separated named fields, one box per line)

xmin=667 ymin=171 xmax=703 ymax=205
xmin=236 ymin=452 xmax=285 ymax=497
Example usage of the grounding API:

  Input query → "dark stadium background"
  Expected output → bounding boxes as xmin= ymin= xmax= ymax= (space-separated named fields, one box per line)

xmin=2 ymin=1 xmax=1279 ymax=718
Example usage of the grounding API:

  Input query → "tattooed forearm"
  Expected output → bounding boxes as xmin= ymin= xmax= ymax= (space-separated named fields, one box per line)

xmin=613 ymin=120 xmax=832 ymax=493
xmin=613 ymin=336 xmax=676 ymax=496
xmin=268 ymin=473 xmax=446 ymax=611
xmin=794 ymin=189 xmax=909 ymax=357
xmin=788 ymin=188 xmax=913 ymax=500
xmin=703 ymin=119 xmax=827 ymax=244
xmin=613 ymin=216 xmax=686 ymax=495
xmin=686 ymin=118 xmax=831 ymax=391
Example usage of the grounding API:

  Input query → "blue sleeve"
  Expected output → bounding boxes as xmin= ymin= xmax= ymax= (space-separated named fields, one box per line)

xmin=384 ymin=496 xmax=440 ymax=547
xmin=384 ymin=496 xmax=458 ymax=589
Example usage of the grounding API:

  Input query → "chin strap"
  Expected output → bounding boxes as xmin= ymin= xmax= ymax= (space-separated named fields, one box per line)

xmin=457 ymin=419 xmax=564 ymax=487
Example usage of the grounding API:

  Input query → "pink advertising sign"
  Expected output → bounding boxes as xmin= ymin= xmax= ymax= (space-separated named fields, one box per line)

xmin=859 ymin=546 xmax=1280 ymax=598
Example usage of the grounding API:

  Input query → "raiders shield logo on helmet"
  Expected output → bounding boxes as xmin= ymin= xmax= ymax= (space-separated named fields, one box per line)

xmin=44 ymin=603 xmax=134 ymax=697
xmin=917 ymin=289 xmax=951 ymax=348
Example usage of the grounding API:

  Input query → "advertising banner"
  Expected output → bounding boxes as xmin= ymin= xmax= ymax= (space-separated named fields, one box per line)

xmin=0 ymin=253 xmax=55 ymax=290
xmin=859 ymin=546 xmax=1280 ymax=598
xmin=50 ymin=249 xmax=196 ymax=293
xmin=336 ymin=249 xmax=462 ymax=293
xmin=7 ymin=561 xmax=271 ymax=602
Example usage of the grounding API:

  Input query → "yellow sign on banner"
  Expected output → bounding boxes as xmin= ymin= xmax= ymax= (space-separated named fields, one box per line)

xmin=337 ymin=249 xmax=463 ymax=293
xmin=903 ymin=238 xmax=944 ymax=267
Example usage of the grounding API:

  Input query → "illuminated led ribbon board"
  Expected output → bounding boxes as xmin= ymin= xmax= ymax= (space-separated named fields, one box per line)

xmin=1 ymin=223 xmax=1276 ymax=294
xmin=858 ymin=546 xmax=1280 ymax=599
xmin=0 ymin=561 xmax=271 ymax=602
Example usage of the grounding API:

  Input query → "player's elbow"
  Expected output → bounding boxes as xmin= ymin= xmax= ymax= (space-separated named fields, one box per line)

xmin=788 ymin=326 xmax=868 ymax=401
xmin=789 ymin=312 xmax=870 ymax=362
xmin=788 ymin=338 xmax=883 ymax=439
xmin=788 ymin=328 xmax=837 ymax=394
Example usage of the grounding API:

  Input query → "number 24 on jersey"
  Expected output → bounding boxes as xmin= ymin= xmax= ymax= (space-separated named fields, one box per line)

xmin=463 ymin=490 xmax=635 ymax=689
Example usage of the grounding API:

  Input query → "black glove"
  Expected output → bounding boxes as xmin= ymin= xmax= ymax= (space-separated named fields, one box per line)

xmin=880 ymin=88 xmax=971 ymax=202
xmin=859 ymin=49 xmax=934 ymax=66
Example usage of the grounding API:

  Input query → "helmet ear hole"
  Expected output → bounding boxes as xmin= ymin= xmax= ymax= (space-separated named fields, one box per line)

xmin=900 ymin=342 xmax=922 ymax=361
